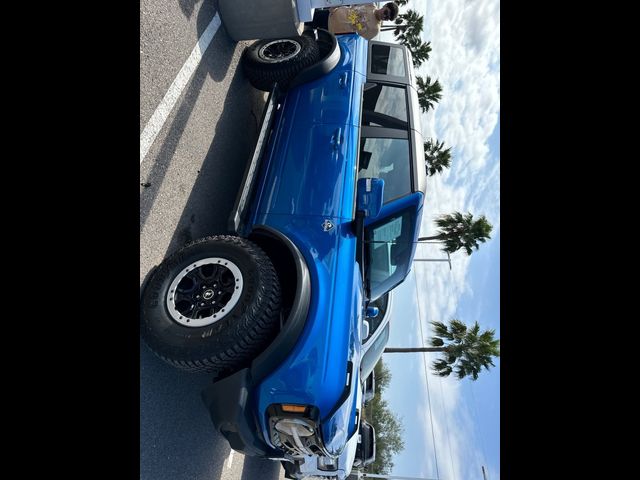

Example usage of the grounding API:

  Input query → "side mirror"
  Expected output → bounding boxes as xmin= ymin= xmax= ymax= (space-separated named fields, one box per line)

xmin=366 ymin=306 xmax=379 ymax=318
xmin=362 ymin=319 xmax=370 ymax=340
xmin=356 ymin=178 xmax=384 ymax=219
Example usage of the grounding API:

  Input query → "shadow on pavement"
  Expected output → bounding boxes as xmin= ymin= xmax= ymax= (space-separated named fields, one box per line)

xmin=140 ymin=338 xmax=230 ymax=480
xmin=140 ymin=0 xmax=240 ymax=234
xmin=178 ymin=0 xmax=202 ymax=19
xmin=161 ymin=65 xmax=265 ymax=257
xmin=140 ymin=69 xmax=264 ymax=475
xmin=141 ymin=2 xmax=269 ymax=478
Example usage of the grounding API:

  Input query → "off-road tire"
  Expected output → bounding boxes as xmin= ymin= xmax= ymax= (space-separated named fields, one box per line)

xmin=140 ymin=235 xmax=281 ymax=376
xmin=242 ymin=34 xmax=320 ymax=91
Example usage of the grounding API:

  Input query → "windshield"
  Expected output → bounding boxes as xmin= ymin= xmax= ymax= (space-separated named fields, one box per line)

xmin=365 ymin=209 xmax=414 ymax=301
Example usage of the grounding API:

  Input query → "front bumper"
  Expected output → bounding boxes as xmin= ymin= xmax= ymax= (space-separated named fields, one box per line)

xmin=201 ymin=368 xmax=281 ymax=457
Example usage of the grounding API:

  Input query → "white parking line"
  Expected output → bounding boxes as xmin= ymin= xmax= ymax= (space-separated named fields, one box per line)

xmin=226 ymin=449 xmax=234 ymax=468
xmin=140 ymin=13 xmax=222 ymax=164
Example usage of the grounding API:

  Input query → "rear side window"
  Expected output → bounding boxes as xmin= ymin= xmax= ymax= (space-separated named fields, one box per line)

xmin=371 ymin=44 xmax=406 ymax=77
xmin=362 ymin=83 xmax=408 ymax=129
xmin=358 ymin=137 xmax=411 ymax=203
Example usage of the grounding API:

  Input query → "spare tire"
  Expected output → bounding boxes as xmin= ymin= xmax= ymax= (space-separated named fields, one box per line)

xmin=242 ymin=34 xmax=320 ymax=91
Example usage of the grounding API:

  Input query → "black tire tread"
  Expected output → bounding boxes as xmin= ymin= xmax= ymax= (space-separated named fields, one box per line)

xmin=242 ymin=35 xmax=320 ymax=91
xmin=142 ymin=235 xmax=281 ymax=376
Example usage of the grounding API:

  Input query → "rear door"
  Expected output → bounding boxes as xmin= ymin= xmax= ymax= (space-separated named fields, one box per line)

xmin=290 ymin=35 xmax=367 ymax=127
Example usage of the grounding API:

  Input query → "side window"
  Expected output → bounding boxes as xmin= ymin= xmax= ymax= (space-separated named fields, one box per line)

xmin=362 ymin=83 xmax=408 ymax=129
xmin=371 ymin=44 xmax=406 ymax=77
xmin=358 ymin=137 xmax=411 ymax=203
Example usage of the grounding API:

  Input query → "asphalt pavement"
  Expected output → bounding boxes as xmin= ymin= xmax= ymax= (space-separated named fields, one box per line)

xmin=140 ymin=1 xmax=286 ymax=479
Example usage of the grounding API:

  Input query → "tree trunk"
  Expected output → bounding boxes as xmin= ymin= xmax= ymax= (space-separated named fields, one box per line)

xmin=383 ymin=347 xmax=445 ymax=353
xmin=417 ymin=235 xmax=444 ymax=241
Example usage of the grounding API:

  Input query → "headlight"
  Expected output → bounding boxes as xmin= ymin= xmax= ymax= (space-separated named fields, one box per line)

xmin=274 ymin=418 xmax=315 ymax=438
xmin=268 ymin=404 xmax=331 ymax=458
xmin=271 ymin=416 xmax=317 ymax=456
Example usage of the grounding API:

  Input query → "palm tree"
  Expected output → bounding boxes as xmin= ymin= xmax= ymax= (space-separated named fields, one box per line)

xmin=384 ymin=319 xmax=500 ymax=381
xmin=400 ymin=35 xmax=431 ymax=67
xmin=418 ymin=211 xmax=492 ymax=255
xmin=380 ymin=7 xmax=421 ymax=33
xmin=394 ymin=9 xmax=424 ymax=37
xmin=379 ymin=7 xmax=431 ymax=68
xmin=424 ymin=139 xmax=452 ymax=176
xmin=415 ymin=75 xmax=441 ymax=112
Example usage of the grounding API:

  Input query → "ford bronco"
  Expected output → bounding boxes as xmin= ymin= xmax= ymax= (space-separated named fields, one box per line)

xmin=140 ymin=26 xmax=426 ymax=479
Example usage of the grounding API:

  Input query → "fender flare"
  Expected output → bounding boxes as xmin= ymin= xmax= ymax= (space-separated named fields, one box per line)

xmin=288 ymin=29 xmax=341 ymax=90
xmin=247 ymin=225 xmax=311 ymax=382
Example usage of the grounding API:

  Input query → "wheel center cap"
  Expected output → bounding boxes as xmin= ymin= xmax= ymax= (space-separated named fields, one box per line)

xmin=203 ymin=289 xmax=215 ymax=300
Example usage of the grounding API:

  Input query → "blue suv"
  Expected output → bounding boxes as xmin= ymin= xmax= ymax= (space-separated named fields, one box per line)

xmin=140 ymin=27 xmax=426 ymax=479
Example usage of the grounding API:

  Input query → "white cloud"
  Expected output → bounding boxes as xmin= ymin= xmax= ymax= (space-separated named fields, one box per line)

xmin=380 ymin=0 xmax=500 ymax=478
xmin=413 ymin=0 xmax=501 ymax=202
xmin=409 ymin=0 xmax=501 ymax=311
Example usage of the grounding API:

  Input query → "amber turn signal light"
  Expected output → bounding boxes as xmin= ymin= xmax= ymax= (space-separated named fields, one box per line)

xmin=281 ymin=404 xmax=307 ymax=413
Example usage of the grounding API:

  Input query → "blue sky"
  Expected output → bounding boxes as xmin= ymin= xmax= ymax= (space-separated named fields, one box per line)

xmin=376 ymin=0 xmax=500 ymax=478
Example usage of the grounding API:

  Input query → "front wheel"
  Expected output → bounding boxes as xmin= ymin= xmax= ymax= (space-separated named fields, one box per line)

xmin=242 ymin=34 xmax=320 ymax=91
xmin=140 ymin=235 xmax=281 ymax=375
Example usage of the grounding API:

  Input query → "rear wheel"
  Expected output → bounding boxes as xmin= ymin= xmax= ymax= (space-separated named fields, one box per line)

xmin=242 ymin=34 xmax=320 ymax=91
xmin=140 ymin=235 xmax=281 ymax=375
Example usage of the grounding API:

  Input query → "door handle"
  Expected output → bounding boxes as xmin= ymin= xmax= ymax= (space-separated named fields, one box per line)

xmin=338 ymin=72 xmax=349 ymax=89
